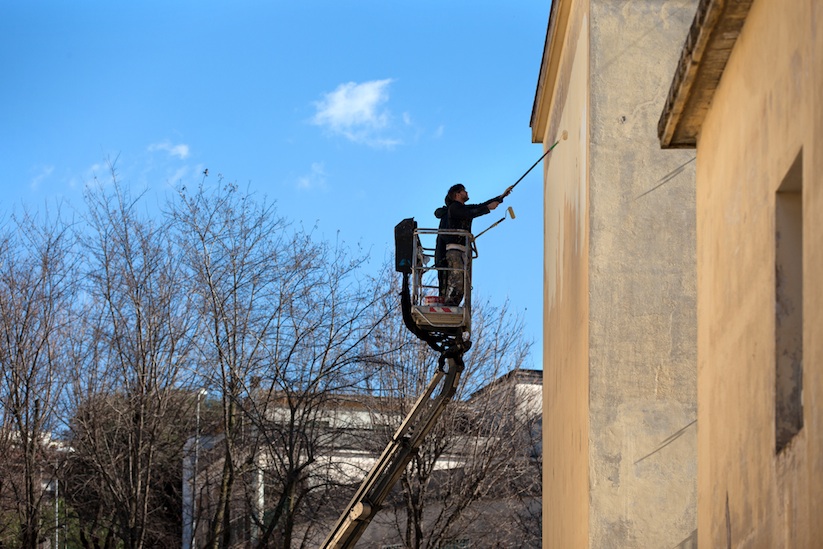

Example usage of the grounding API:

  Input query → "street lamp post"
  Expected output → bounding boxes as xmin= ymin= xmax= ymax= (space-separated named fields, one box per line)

xmin=190 ymin=389 xmax=207 ymax=549
xmin=181 ymin=389 xmax=208 ymax=549
xmin=53 ymin=471 xmax=59 ymax=549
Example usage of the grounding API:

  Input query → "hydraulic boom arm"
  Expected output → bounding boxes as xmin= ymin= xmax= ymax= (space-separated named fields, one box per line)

xmin=321 ymin=219 xmax=472 ymax=548
xmin=320 ymin=352 xmax=465 ymax=549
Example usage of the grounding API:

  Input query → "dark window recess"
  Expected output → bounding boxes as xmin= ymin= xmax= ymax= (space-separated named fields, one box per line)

xmin=775 ymin=151 xmax=803 ymax=453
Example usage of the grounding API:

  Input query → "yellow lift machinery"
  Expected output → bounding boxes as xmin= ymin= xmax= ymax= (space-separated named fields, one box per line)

xmin=320 ymin=219 xmax=475 ymax=548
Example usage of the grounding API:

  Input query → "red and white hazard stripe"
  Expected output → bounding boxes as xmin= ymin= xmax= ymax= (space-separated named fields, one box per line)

xmin=424 ymin=305 xmax=460 ymax=314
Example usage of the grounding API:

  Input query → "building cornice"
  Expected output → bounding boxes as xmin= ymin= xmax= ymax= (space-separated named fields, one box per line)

xmin=658 ymin=0 xmax=754 ymax=148
xmin=530 ymin=0 xmax=572 ymax=144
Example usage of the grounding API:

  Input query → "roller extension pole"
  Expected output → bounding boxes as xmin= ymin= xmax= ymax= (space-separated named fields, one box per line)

xmin=509 ymin=129 xmax=568 ymax=192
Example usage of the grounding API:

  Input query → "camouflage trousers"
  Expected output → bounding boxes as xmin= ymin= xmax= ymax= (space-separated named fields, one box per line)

xmin=444 ymin=248 xmax=468 ymax=306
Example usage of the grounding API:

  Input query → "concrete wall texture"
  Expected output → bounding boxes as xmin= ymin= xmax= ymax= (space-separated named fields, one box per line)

xmin=692 ymin=0 xmax=823 ymax=546
xmin=534 ymin=0 xmax=699 ymax=547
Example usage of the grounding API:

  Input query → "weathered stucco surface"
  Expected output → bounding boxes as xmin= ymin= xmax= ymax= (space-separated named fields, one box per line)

xmin=588 ymin=1 xmax=698 ymax=547
xmin=693 ymin=0 xmax=823 ymax=546
xmin=538 ymin=0 xmax=699 ymax=547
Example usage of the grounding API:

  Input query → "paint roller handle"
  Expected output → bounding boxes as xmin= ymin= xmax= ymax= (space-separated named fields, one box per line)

xmin=474 ymin=217 xmax=505 ymax=239
xmin=475 ymin=206 xmax=515 ymax=239
xmin=508 ymin=130 xmax=568 ymax=192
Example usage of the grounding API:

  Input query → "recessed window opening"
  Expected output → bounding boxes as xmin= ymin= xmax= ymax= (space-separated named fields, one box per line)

xmin=775 ymin=151 xmax=803 ymax=454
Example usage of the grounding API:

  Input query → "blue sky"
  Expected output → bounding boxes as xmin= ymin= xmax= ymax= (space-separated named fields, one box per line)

xmin=1 ymin=1 xmax=551 ymax=368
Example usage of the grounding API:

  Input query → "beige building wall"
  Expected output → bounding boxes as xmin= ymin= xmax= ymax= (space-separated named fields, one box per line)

xmin=660 ymin=0 xmax=823 ymax=546
xmin=533 ymin=1 xmax=698 ymax=547
xmin=539 ymin=0 xmax=590 ymax=546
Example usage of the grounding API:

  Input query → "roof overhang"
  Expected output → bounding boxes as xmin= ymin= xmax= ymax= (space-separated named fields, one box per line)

xmin=658 ymin=0 xmax=755 ymax=148
xmin=530 ymin=0 xmax=572 ymax=144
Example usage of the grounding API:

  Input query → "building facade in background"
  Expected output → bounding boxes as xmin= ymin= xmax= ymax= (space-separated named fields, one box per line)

xmin=531 ymin=0 xmax=699 ymax=547
xmin=660 ymin=0 xmax=823 ymax=546
xmin=183 ymin=369 xmax=543 ymax=548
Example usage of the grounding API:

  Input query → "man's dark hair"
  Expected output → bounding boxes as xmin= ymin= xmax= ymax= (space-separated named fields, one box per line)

xmin=446 ymin=184 xmax=465 ymax=204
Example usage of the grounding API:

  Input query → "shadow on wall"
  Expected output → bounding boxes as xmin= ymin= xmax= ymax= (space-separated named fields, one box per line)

xmin=674 ymin=529 xmax=697 ymax=549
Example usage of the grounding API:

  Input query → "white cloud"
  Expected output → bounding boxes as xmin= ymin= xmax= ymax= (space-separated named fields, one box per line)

xmin=29 ymin=165 xmax=54 ymax=191
xmin=311 ymin=79 xmax=401 ymax=148
xmin=148 ymin=141 xmax=190 ymax=159
xmin=297 ymin=162 xmax=328 ymax=191
xmin=167 ymin=166 xmax=189 ymax=186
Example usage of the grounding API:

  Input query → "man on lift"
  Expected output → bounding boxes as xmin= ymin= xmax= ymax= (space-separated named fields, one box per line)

xmin=434 ymin=183 xmax=513 ymax=305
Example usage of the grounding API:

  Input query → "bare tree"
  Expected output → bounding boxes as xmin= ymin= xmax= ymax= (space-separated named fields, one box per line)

xmin=64 ymin=390 xmax=196 ymax=549
xmin=0 ymin=174 xmax=539 ymax=549
xmin=65 ymin=175 xmax=197 ymax=549
xmin=0 ymin=208 xmax=75 ymax=549
xmin=242 ymin=242 xmax=394 ymax=548
xmin=172 ymin=180 xmax=301 ymax=549
xmin=171 ymin=180 xmax=393 ymax=548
